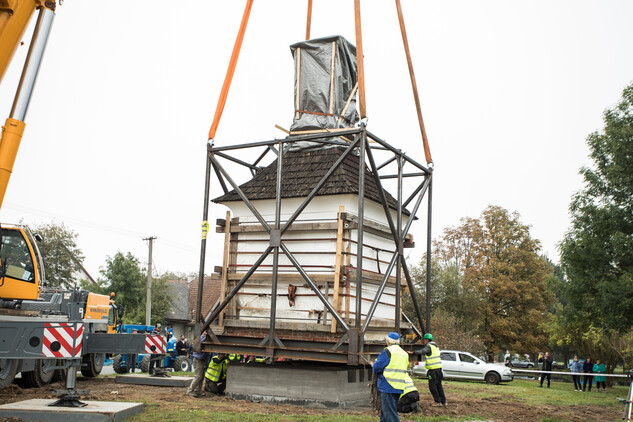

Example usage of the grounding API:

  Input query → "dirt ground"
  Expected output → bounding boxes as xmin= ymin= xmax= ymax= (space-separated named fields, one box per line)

xmin=0 ymin=377 xmax=622 ymax=422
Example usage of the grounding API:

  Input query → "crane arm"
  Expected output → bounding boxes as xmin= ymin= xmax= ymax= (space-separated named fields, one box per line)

xmin=0 ymin=0 xmax=56 ymax=209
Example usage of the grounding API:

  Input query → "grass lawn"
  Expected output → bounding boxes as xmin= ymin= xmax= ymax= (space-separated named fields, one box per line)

xmin=122 ymin=376 xmax=629 ymax=422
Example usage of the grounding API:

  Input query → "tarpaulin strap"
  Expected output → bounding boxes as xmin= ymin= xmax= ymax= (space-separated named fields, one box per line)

xmin=394 ymin=0 xmax=433 ymax=165
xmin=208 ymin=0 xmax=254 ymax=141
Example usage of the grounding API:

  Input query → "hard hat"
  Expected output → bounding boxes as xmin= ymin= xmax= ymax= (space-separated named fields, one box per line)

xmin=423 ymin=333 xmax=433 ymax=341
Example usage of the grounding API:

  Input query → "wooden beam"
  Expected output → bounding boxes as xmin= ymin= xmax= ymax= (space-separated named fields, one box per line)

xmin=329 ymin=41 xmax=336 ymax=115
xmin=218 ymin=221 xmax=339 ymax=233
xmin=295 ymin=47 xmax=302 ymax=120
xmin=331 ymin=206 xmax=345 ymax=333
xmin=219 ymin=210 xmax=231 ymax=327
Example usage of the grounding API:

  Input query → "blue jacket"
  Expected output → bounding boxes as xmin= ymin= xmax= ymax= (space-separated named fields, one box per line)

xmin=192 ymin=334 xmax=208 ymax=360
xmin=372 ymin=348 xmax=403 ymax=394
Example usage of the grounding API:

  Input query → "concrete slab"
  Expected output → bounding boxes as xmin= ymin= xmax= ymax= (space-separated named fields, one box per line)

xmin=116 ymin=374 xmax=193 ymax=387
xmin=0 ymin=399 xmax=144 ymax=422
xmin=226 ymin=363 xmax=371 ymax=409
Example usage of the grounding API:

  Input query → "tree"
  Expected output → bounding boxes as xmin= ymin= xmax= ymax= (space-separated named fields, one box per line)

xmin=433 ymin=206 xmax=554 ymax=359
xmin=99 ymin=252 xmax=145 ymax=323
xmin=32 ymin=221 xmax=84 ymax=289
xmin=560 ymin=83 xmax=633 ymax=332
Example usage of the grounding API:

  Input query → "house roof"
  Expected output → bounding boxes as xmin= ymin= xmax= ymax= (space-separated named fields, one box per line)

xmin=213 ymin=146 xmax=407 ymax=214
xmin=187 ymin=276 xmax=221 ymax=324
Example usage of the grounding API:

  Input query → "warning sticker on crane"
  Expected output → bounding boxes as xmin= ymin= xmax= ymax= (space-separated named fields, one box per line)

xmin=42 ymin=322 xmax=84 ymax=358
xmin=145 ymin=335 xmax=166 ymax=354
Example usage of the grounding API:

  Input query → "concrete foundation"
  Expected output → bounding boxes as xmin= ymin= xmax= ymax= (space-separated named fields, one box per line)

xmin=0 ymin=399 xmax=143 ymax=422
xmin=226 ymin=363 xmax=371 ymax=409
xmin=116 ymin=374 xmax=193 ymax=387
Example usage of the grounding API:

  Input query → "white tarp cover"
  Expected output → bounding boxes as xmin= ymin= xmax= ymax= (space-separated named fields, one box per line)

xmin=290 ymin=36 xmax=359 ymax=132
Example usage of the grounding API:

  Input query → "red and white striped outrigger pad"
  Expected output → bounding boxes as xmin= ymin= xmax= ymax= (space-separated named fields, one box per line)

xmin=145 ymin=335 xmax=166 ymax=354
xmin=42 ymin=322 xmax=84 ymax=358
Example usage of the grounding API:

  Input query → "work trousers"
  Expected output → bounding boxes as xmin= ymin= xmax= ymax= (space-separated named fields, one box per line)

xmin=397 ymin=390 xmax=419 ymax=413
xmin=379 ymin=391 xmax=400 ymax=422
xmin=582 ymin=374 xmax=592 ymax=391
xmin=127 ymin=354 xmax=137 ymax=373
xmin=187 ymin=357 xmax=206 ymax=395
xmin=427 ymin=368 xmax=446 ymax=404
xmin=205 ymin=379 xmax=226 ymax=395
xmin=540 ymin=372 xmax=551 ymax=387
xmin=572 ymin=374 xmax=581 ymax=390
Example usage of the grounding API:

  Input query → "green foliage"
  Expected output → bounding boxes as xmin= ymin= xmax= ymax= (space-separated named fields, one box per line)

xmin=427 ymin=206 xmax=554 ymax=359
xmin=99 ymin=252 xmax=145 ymax=323
xmin=32 ymin=221 xmax=83 ymax=289
xmin=560 ymin=83 xmax=633 ymax=332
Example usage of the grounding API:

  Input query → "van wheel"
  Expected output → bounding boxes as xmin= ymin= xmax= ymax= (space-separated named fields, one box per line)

xmin=485 ymin=371 xmax=500 ymax=385
xmin=0 ymin=359 xmax=18 ymax=387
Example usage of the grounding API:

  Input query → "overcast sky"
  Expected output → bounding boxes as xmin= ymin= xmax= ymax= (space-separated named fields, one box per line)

xmin=1 ymin=0 xmax=632 ymax=281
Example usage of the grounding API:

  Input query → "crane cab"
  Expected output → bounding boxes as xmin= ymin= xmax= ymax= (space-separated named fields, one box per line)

xmin=0 ymin=224 xmax=44 ymax=301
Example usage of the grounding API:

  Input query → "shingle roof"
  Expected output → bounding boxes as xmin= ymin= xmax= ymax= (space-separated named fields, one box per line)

xmin=213 ymin=146 xmax=406 ymax=213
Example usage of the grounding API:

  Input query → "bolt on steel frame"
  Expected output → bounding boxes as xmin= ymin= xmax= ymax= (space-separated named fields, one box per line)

xmin=195 ymin=124 xmax=432 ymax=365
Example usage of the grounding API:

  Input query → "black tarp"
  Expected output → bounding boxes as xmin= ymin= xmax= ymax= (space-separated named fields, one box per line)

xmin=289 ymin=36 xmax=359 ymax=133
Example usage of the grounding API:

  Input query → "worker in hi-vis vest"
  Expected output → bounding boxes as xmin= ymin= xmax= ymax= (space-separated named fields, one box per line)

xmin=204 ymin=353 xmax=228 ymax=395
xmin=415 ymin=333 xmax=446 ymax=406
xmin=372 ymin=332 xmax=412 ymax=422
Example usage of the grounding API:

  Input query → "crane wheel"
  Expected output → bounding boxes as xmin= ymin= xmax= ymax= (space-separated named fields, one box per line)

xmin=81 ymin=353 xmax=104 ymax=377
xmin=0 ymin=359 xmax=18 ymax=388
xmin=22 ymin=359 xmax=55 ymax=387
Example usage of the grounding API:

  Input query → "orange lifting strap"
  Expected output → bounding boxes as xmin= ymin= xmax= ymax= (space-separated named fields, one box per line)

xmin=208 ymin=0 xmax=433 ymax=166
xmin=208 ymin=0 xmax=254 ymax=141
xmin=394 ymin=0 xmax=433 ymax=165
xmin=305 ymin=0 xmax=313 ymax=40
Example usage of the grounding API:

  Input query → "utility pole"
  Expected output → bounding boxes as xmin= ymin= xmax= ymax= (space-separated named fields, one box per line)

xmin=144 ymin=236 xmax=156 ymax=326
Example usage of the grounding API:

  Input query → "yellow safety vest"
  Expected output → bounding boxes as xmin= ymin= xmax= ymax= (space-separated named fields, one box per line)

xmin=424 ymin=344 xmax=442 ymax=370
xmin=399 ymin=373 xmax=418 ymax=399
xmin=205 ymin=358 xmax=227 ymax=382
xmin=383 ymin=345 xmax=410 ymax=392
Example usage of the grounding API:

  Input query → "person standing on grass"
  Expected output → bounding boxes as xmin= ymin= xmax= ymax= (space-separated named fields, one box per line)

xmin=415 ymin=333 xmax=446 ymax=407
xmin=582 ymin=357 xmax=593 ymax=392
xmin=593 ymin=359 xmax=606 ymax=392
xmin=372 ymin=332 xmax=410 ymax=422
xmin=570 ymin=355 xmax=582 ymax=391
xmin=538 ymin=351 xmax=553 ymax=388
xmin=186 ymin=332 xmax=210 ymax=398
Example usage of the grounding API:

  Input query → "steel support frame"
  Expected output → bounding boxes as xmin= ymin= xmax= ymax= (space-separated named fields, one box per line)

xmin=196 ymin=128 xmax=433 ymax=363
